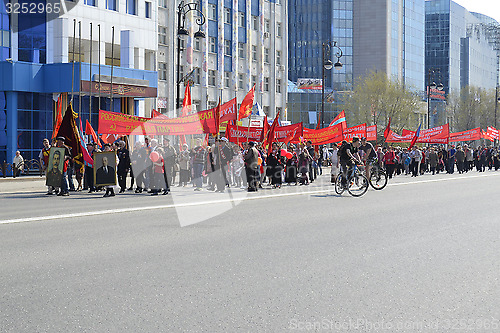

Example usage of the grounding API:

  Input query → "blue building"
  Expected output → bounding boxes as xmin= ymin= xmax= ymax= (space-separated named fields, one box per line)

xmin=0 ymin=2 xmax=158 ymax=171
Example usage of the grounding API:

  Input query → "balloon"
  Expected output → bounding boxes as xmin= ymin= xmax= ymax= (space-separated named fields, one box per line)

xmin=286 ymin=152 xmax=293 ymax=159
xmin=280 ymin=149 xmax=287 ymax=157
xmin=150 ymin=151 xmax=160 ymax=162
xmin=257 ymin=157 xmax=263 ymax=165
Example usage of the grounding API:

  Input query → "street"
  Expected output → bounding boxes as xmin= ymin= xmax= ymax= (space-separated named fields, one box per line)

xmin=1 ymin=171 xmax=500 ymax=332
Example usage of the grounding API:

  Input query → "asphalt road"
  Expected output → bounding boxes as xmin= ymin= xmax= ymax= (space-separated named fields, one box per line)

xmin=1 ymin=171 xmax=500 ymax=332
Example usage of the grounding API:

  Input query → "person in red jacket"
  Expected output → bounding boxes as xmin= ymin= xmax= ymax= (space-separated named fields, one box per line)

xmin=383 ymin=146 xmax=397 ymax=179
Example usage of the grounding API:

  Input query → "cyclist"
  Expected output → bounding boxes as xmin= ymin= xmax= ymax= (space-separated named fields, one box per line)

xmin=338 ymin=137 xmax=363 ymax=185
xmin=359 ymin=137 xmax=377 ymax=181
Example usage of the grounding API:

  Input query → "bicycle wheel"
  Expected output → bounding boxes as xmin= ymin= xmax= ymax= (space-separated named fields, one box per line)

xmin=347 ymin=172 xmax=369 ymax=197
xmin=334 ymin=175 xmax=345 ymax=194
xmin=369 ymin=169 xmax=388 ymax=190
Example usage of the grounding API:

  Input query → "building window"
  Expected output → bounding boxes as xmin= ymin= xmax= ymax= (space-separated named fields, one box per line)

xmin=264 ymin=77 xmax=270 ymax=91
xmin=209 ymin=37 xmax=217 ymax=53
xmin=276 ymin=79 xmax=281 ymax=93
xmin=194 ymin=67 xmax=201 ymax=84
xmin=84 ymin=0 xmax=96 ymax=6
xmin=194 ymin=38 xmax=201 ymax=51
xmin=251 ymin=75 xmax=257 ymax=87
xmin=252 ymin=16 xmax=258 ymax=31
xmin=179 ymin=65 xmax=184 ymax=82
xmin=159 ymin=62 xmax=167 ymax=80
xmin=264 ymin=48 xmax=269 ymax=63
xmin=224 ymin=8 xmax=231 ymax=24
xmin=145 ymin=1 xmax=151 ymax=18
xmin=126 ymin=0 xmax=136 ymax=15
xmin=238 ymin=74 xmax=244 ymax=90
xmin=158 ymin=26 xmax=167 ymax=45
xmin=224 ymin=72 xmax=231 ymax=88
xmin=238 ymin=12 xmax=245 ymax=28
xmin=276 ymin=50 xmax=281 ymax=65
xmin=106 ymin=0 xmax=117 ymax=11
xmin=208 ymin=101 xmax=217 ymax=109
xmin=179 ymin=38 xmax=185 ymax=50
xmin=158 ymin=0 xmax=166 ymax=8
xmin=277 ymin=22 xmax=282 ymax=37
xmin=252 ymin=45 xmax=257 ymax=61
xmin=224 ymin=40 xmax=231 ymax=56
xmin=265 ymin=19 xmax=270 ymax=33
xmin=263 ymin=106 xmax=270 ymax=114
xmin=208 ymin=4 xmax=217 ymax=20
xmin=238 ymin=43 xmax=245 ymax=58
xmin=276 ymin=107 xmax=282 ymax=116
xmin=208 ymin=70 xmax=216 ymax=86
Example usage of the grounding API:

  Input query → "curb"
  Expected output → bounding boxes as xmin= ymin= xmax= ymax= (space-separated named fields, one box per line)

xmin=0 ymin=177 xmax=45 ymax=183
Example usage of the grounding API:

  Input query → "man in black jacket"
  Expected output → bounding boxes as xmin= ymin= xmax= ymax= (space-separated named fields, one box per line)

xmin=117 ymin=141 xmax=131 ymax=193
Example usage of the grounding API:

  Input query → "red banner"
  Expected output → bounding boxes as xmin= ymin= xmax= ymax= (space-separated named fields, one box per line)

xmin=219 ymin=98 xmax=237 ymax=123
xmin=401 ymin=124 xmax=449 ymax=144
xmin=98 ymin=109 xmax=216 ymax=135
xmin=303 ymin=123 xmax=343 ymax=145
xmin=487 ymin=126 xmax=499 ymax=141
xmin=482 ymin=129 xmax=494 ymax=142
xmin=274 ymin=123 xmax=303 ymax=143
xmin=226 ymin=124 xmax=263 ymax=143
xmin=343 ymin=123 xmax=366 ymax=141
xmin=385 ymin=130 xmax=413 ymax=143
xmin=367 ymin=125 xmax=377 ymax=141
xmin=449 ymin=128 xmax=481 ymax=142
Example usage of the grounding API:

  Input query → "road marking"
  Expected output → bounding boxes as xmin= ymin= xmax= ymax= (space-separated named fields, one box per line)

xmin=1 ymin=172 xmax=500 ymax=225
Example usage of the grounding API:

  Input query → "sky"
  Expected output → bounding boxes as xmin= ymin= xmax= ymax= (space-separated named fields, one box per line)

xmin=452 ymin=0 xmax=500 ymax=23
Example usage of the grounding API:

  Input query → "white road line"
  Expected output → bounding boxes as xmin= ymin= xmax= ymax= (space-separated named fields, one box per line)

xmin=1 ymin=173 xmax=499 ymax=225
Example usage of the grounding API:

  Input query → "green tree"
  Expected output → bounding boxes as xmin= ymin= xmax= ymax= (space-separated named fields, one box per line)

xmin=448 ymin=86 xmax=496 ymax=132
xmin=344 ymin=71 xmax=421 ymax=141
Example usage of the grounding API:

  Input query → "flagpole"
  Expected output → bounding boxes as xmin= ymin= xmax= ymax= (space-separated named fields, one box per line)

xmin=78 ymin=21 xmax=82 ymax=115
xmin=98 ymin=24 xmax=101 ymax=111
xmin=110 ymin=26 xmax=115 ymax=112
xmin=70 ymin=19 xmax=76 ymax=106
xmin=89 ymin=22 xmax=93 ymax=126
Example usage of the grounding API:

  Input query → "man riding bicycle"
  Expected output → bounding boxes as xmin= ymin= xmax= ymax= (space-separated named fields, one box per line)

xmin=359 ymin=137 xmax=377 ymax=180
xmin=338 ymin=137 xmax=363 ymax=184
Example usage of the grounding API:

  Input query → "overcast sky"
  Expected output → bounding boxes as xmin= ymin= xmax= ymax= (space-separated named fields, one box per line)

xmin=452 ymin=0 xmax=500 ymax=23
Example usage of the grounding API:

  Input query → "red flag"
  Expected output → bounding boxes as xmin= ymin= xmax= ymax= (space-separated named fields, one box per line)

xmin=203 ymin=133 xmax=210 ymax=147
xmin=52 ymin=95 xmax=63 ymax=140
xmin=56 ymin=104 xmax=83 ymax=167
xmin=315 ymin=113 xmax=322 ymax=130
xmin=266 ymin=110 xmax=281 ymax=155
xmin=260 ymin=116 xmax=270 ymax=143
xmin=329 ymin=110 xmax=346 ymax=131
xmin=151 ymin=109 xmax=162 ymax=118
xmin=408 ymin=124 xmax=421 ymax=150
xmin=214 ymin=97 xmax=221 ymax=136
xmin=384 ymin=118 xmax=391 ymax=139
xmin=238 ymin=85 xmax=255 ymax=121
xmin=100 ymin=134 xmax=120 ymax=144
xmin=181 ymin=82 xmax=192 ymax=116
xmin=85 ymin=120 xmax=101 ymax=148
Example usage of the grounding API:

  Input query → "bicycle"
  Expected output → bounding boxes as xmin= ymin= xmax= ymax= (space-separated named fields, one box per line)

xmin=366 ymin=159 xmax=388 ymax=190
xmin=335 ymin=162 xmax=369 ymax=197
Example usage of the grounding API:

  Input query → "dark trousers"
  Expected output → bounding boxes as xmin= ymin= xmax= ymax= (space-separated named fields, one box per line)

xmin=245 ymin=166 xmax=258 ymax=191
xmin=118 ymin=169 xmax=128 ymax=190
xmin=410 ymin=160 xmax=419 ymax=177
xmin=85 ymin=166 xmax=95 ymax=191
xmin=385 ymin=163 xmax=395 ymax=179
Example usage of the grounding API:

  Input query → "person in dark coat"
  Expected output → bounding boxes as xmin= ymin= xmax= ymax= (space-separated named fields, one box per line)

xmin=285 ymin=145 xmax=298 ymax=185
xmin=266 ymin=142 xmax=284 ymax=188
xmin=117 ymin=141 xmax=131 ymax=193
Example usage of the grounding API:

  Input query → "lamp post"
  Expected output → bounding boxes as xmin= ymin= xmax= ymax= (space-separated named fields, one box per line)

xmin=427 ymin=68 xmax=443 ymax=129
xmin=321 ymin=41 xmax=343 ymax=128
xmin=176 ymin=0 xmax=205 ymax=116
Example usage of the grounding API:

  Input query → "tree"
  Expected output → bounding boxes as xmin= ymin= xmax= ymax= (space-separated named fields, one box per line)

xmin=344 ymin=71 xmax=421 ymax=141
xmin=448 ymin=86 xmax=496 ymax=132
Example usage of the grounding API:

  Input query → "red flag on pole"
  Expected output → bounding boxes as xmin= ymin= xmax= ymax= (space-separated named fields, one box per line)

xmin=85 ymin=120 xmax=101 ymax=148
xmin=52 ymin=95 xmax=63 ymax=140
xmin=266 ymin=110 xmax=281 ymax=155
xmin=408 ymin=124 xmax=421 ymax=149
xmin=384 ymin=117 xmax=391 ymax=139
xmin=329 ymin=110 xmax=346 ymax=131
xmin=214 ymin=97 xmax=221 ymax=136
xmin=151 ymin=109 xmax=162 ymax=118
xmin=181 ymin=82 xmax=192 ymax=116
xmin=238 ymin=85 xmax=255 ymax=121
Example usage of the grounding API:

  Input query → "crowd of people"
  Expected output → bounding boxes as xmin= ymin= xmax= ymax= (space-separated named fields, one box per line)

xmin=37 ymin=135 xmax=500 ymax=197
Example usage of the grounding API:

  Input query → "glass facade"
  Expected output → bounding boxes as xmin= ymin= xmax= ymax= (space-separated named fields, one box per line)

xmin=0 ymin=92 xmax=6 ymax=163
xmin=18 ymin=0 xmax=47 ymax=63
xmin=403 ymin=0 xmax=425 ymax=91
xmin=289 ymin=0 xmax=353 ymax=92
xmin=16 ymin=92 xmax=52 ymax=161
xmin=0 ymin=1 xmax=10 ymax=60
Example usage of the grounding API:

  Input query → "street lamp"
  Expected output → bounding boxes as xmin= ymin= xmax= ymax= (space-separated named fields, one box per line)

xmin=321 ymin=41 xmax=343 ymax=128
xmin=427 ymin=68 xmax=443 ymax=129
xmin=176 ymin=1 xmax=205 ymax=116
